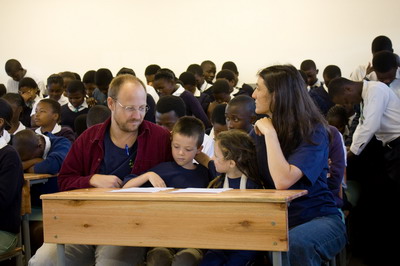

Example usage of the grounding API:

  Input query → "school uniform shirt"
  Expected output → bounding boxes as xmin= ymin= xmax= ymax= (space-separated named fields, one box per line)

xmin=7 ymin=69 xmax=46 ymax=96
xmin=2 ymin=129 xmax=11 ymax=144
xmin=58 ymin=118 xmax=173 ymax=191
xmin=125 ymin=161 xmax=210 ymax=188
xmin=387 ymin=69 xmax=400 ymax=99
xmin=35 ymin=123 xmax=76 ymax=143
xmin=250 ymin=125 xmax=340 ymax=228
xmin=199 ymin=80 xmax=212 ymax=92
xmin=60 ymin=100 xmax=89 ymax=131
xmin=173 ymin=84 xmax=212 ymax=129
xmin=350 ymin=63 xmax=378 ymax=81
xmin=13 ymin=122 xmax=26 ymax=135
xmin=146 ymin=85 xmax=159 ymax=103
xmin=0 ymin=137 xmax=24 ymax=234
xmin=350 ymin=80 xmax=400 ymax=155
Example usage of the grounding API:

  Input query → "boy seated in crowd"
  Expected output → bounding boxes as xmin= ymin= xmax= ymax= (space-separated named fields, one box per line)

xmin=93 ymin=68 xmax=113 ymax=105
xmin=179 ymin=71 xmax=211 ymax=114
xmin=206 ymin=79 xmax=231 ymax=119
xmin=34 ymin=99 xmax=75 ymax=142
xmin=61 ymin=80 xmax=90 ymax=131
xmin=225 ymin=95 xmax=257 ymax=133
xmin=208 ymin=103 xmax=228 ymax=139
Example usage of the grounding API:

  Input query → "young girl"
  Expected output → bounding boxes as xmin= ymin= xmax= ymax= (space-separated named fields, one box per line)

xmin=196 ymin=129 xmax=264 ymax=265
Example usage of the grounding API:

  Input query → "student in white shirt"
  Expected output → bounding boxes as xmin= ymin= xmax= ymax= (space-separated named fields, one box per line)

xmin=5 ymin=59 xmax=46 ymax=96
xmin=300 ymin=59 xmax=323 ymax=90
xmin=372 ymin=50 xmax=400 ymax=99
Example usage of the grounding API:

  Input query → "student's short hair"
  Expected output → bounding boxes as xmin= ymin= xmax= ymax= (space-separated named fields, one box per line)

xmin=39 ymin=98 xmax=61 ymax=119
xmin=95 ymin=68 xmax=113 ymax=86
xmin=2 ymin=93 xmax=25 ymax=108
xmin=19 ymin=77 xmax=38 ymax=90
xmin=66 ymin=80 xmax=86 ymax=94
xmin=323 ymin=65 xmax=342 ymax=80
xmin=82 ymin=70 xmax=96 ymax=84
xmin=172 ymin=116 xmax=205 ymax=147
xmin=216 ymin=70 xmax=235 ymax=82
xmin=228 ymin=95 xmax=256 ymax=114
xmin=5 ymin=59 xmax=22 ymax=74
xmin=73 ymin=72 xmax=81 ymax=81
xmin=0 ymin=98 xmax=13 ymax=131
xmin=211 ymin=80 xmax=230 ymax=94
xmin=117 ymin=67 xmax=136 ymax=76
xmin=327 ymin=105 xmax=348 ymax=125
xmin=154 ymin=68 xmax=176 ymax=82
xmin=108 ymin=74 xmax=146 ymax=99
xmin=59 ymin=71 xmax=77 ymax=81
xmin=371 ymin=35 xmax=393 ymax=54
xmin=211 ymin=103 xmax=227 ymax=125
xmin=327 ymin=77 xmax=353 ymax=98
xmin=47 ymin=74 xmax=64 ymax=87
xmin=201 ymin=60 xmax=216 ymax=68
xmin=222 ymin=61 xmax=238 ymax=75
xmin=0 ymin=84 xmax=6 ymax=97
xmin=372 ymin=51 xmax=398 ymax=73
xmin=178 ymin=72 xmax=196 ymax=86
xmin=300 ymin=59 xmax=317 ymax=71
xmin=86 ymin=105 xmax=111 ymax=127
xmin=156 ymin=95 xmax=186 ymax=118
xmin=12 ymin=129 xmax=39 ymax=159
xmin=145 ymin=64 xmax=161 ymax=76
xmin=186 ymin=64 xmax=203 ymax=76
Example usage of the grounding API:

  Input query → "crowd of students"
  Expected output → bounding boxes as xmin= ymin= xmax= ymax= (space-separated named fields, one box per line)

xmin=0 ymin=34 xmax=399 ymax=266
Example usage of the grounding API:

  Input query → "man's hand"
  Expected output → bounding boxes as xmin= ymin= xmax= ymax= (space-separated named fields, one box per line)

xmin=89 ymin=174 xmax=122 ymax=188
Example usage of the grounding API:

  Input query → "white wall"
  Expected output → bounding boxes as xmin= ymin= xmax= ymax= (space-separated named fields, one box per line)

xmin=1 ymin=0 xmax=399 ymax=87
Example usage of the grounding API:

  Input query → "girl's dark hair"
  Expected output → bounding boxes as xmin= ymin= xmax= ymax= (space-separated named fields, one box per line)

xmin=209 ymin=129 xmax=264 ymax=188
xmin=258 ymin=65 xmax=328 ymax=157
xmin=154 ymin=68 xmax=176 ymax=82
xmin=19 ymin=77 xmax=38 ymax=90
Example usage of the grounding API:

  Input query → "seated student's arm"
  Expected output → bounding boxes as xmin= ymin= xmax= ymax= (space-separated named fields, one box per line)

xmin=123 ymin=172 xmax=166 ymax=188
xmin=254 ymin=117 xmax=303 ymax=189
xmin=194 ymin=151 xmax=211 ymax=168
xmin=22 ymin=158 xmax=44 ymax=172
xmin=34 ymin=137 xmax=71 ymax=175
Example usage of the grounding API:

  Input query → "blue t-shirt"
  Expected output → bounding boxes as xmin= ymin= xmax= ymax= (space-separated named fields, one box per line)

xmin=99 ymin=130 xmax=137 ymax=180
xmin=124 ymin=161 xmax=210 ymax=188
xmin=250 ymin=125 xmax=340 ymax=228
xmin=208 ymin=161 xmax=261 ymax=189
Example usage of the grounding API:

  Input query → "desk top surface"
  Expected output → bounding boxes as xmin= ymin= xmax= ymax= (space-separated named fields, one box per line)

xmin=24 ymin=173 xmax=55 ymax=181
xmin=41 ymin=188 xmax=307 ymax=203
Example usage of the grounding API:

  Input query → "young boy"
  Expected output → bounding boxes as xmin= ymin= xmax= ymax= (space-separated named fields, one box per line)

xmin=61 ymin=80 xmax=90 ymax=131
xmin=82 ymin=70 xmax=97 ymax=98
xmin=206 ymin=79 xmax=231 ymax=119
xmin=209 ymin=103 xmax=228 ymax=139
xmin=123 ymin=116 xmax=209 ymax=266
xmin=145 ymin=64 xmax=161 ymax=86
xmin=155 ymin=95 xmax=214 ymax=158
xmin=34 ymin=99 xmax=76 ymax=142
xmin=2 ymin=93 xmax=27 ymax=134
xmin=46 ymin=74 xmax=69 ymax=106
xmin=300 ymin=59 xmax=323 ymax=90
xmin=0 ymin=98 xmax=24 ymax=255
xmin=187 ymin=63 xmax=212 ymax=92
xmin=221 ymin=61 xmax=254 ymax=96
xmin=225 ymin=95 xmax=257 ymax=133
xmin=93 ymin=68 xmax=113 ymax=105
xmin=372 ymin=50 xmax=400 ymax=99
xmin=201 ymin=60 xmax=216 ymax=85
xmin=179 ymin=71 xmax=211 ymax=114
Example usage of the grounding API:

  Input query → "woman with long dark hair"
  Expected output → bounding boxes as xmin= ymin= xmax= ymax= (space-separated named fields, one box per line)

xmin=252 ymin=65 xmax=346 ymax=266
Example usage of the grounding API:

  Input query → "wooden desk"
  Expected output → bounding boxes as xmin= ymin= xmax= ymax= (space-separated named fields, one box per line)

xmin=22 ymin=173 xmax=55 ymax=262
xmin=41 ymin=188 xmax=307 ymax=266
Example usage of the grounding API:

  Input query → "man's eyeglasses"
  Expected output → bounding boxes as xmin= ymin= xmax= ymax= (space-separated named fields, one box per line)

xmin=113 ymin=98 xmax=149 ymax=113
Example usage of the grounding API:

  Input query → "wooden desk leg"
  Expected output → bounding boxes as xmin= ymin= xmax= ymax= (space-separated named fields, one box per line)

xmin=272 ymin=251 xmax=282 ymax=266
xmin=22 ymin=214 xmax=31 ymax=262
xmin=57 ymin=244 xmax=65 ymax=266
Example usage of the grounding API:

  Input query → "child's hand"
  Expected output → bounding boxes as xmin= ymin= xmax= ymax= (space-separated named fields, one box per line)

xmin=254 ymin=117 xmax=276 ymax=137
xmin=147 ymin=172 xmax=166 ymax=187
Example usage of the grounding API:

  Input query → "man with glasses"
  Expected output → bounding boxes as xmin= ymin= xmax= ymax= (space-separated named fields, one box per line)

xmin=29 ymin=74 xmax=173 ymax=266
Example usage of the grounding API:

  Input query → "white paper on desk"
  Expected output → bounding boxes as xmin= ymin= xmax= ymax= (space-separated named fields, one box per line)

xmin=169 ymin=188 xmax=233 ymax=193
xmin=109 ymin=187 xmax=174 ymax=193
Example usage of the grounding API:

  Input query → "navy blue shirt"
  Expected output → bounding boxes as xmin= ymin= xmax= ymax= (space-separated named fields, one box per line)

xmin=250 ymin=125 xmax=340 ymax=228
xmin=99 ymin=129 xmax=137 ymax=180
xmin=124 ymin=161 xmax=210 ymax=188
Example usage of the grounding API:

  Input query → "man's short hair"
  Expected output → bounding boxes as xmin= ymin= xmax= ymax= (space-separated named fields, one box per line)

xmin=186 ymin=64 xmax=203 ymax=76
xmin=371 ymin=35 xmax=393 ymax=54
xmin=108 ymin=74 xmax=146 ymax=99
xmin=179 ymin=72 xmax=196 ymax=86
xmin=156 ymin=95 xmax=186 ymax=118
xmin=215 ymin=70 xmax=235 ymax=82
xmin=19 ymin=77 xmax=38 ymax=90
xmin=86 ymin=105 xmax=111 ymax=127
xmin=323 ymin=65 xmax=342 ymax=80
xmin=145 ymin=64 xmax=161 ymax=76
xmin=300 ymin=59 xmax=317 ymax=71
xmin=221 ymin=61 xmax=238 ymax=75
xmin=373 ymin=51 xmax=398 ymax=73
xmin=211 ymin=80 xmax=230 ymax=94
xmin=327 ymin=77 xmax=352 ymax=98
xmin=227 ymin=95 xmax=256 ymax=114
xmin=172 ymin=116 xmax=205 ymax=147
xmin=5 ymin=59 xmax=22 ymax=75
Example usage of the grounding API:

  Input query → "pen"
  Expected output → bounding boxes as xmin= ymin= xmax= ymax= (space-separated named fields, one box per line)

xmin=125 ymin=144 xmax=129 ymax=156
